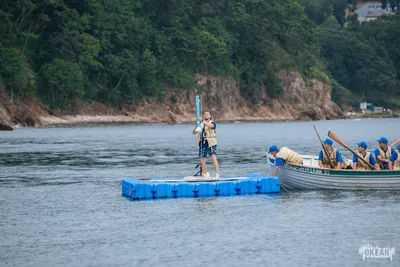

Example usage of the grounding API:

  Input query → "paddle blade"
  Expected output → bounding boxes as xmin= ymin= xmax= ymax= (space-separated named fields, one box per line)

xmin=328 ymin=130 xmax=349 ymax=150
xmin=328 ymin=130 xmax=374 ymax=170
xmin=389 ymin=138 xmax=400 ymax=148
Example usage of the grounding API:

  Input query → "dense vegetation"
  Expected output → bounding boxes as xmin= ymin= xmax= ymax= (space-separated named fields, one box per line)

xmin=0 ymin=0 xmax=399 ymax=109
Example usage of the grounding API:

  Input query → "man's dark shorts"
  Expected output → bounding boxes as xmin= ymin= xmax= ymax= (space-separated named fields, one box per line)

xmin=199 ymin=145 xmax=217 ymax=158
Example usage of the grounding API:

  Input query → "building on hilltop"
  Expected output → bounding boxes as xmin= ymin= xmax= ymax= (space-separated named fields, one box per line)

xmin=355 ymin=2 xmax=395 ymax=23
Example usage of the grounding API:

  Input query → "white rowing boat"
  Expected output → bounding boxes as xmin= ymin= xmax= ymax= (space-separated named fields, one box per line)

xmin=267 ymin=154 xmax=400 ymax=190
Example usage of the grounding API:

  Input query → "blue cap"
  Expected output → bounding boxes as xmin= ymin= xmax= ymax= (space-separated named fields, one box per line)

xmin=377 ymin=137 xmax=388 ymax=143
xmin=322 ymin=138 xmax=333 ymax=146
xmin=268 ymin=145 xmax=279 ymax=153
xmin=357 ymin=141 xmax=368 ymax=149
xmin=396 ymin=144 xmax=400 ymax=150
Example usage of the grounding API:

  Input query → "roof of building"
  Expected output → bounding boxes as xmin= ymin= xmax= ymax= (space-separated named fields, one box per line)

xmin=355 ymin=2 xmax=393 ymax=17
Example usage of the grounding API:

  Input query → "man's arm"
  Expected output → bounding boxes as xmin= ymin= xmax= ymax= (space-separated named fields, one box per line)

xmin=203 ymin=121 xmax=215 ymax=129
xmin=370 ymin=154 xmax=380 ymax=170
xmin=272 ymin=158 xmax=285 ymax=176
xmin=318 ymin=160 xmax=324 ymax=168
xmin=317 ymin=151 xmax=324 ymax=168
xmin=352 ymin=154 xmax=358 ymax=169
xmin=272 ymin=166 xmax=279 ymax=176
xmin=385 ymin=148 xmax=397 ymax=165
xmin=389 ymin=152 xmax=397 ymax=170
xmin=336 ymin=151 xmax=343 ymax=169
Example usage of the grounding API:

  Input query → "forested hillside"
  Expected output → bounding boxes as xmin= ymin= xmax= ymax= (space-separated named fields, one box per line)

xmin=0 ymin=0 xmax=399 ymax=110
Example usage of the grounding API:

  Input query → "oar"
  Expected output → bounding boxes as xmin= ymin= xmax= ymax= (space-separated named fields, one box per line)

xmin=313 ymin=125 xmax=335 ymax=168
xmin=328 ymin=130 xmax=374 ymax=170
xmin=194 ymin=124 xmax=206 ymax=176
xmin=194 ymin=165 xmax=202 ymax=176
xmin=389 ymin=138 xmax=400 ymax=148
xmin=195 ymin=95 xmax=201 ymax=132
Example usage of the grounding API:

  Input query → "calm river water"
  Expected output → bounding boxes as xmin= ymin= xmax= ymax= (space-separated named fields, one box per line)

xmin=1 ymin=118 xmax=399 ymax=266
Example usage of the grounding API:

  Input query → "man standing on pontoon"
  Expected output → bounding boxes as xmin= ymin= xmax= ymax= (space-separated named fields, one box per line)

xmin=192 ymin=111 xmax=220 ymax=179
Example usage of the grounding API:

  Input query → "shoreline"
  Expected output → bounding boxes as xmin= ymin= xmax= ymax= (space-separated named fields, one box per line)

xmin=9 ymin=113 xmax=399 ymax=130
xmin=0 ymin=71 xmax=361 ymax=131
xmin=347 ymin=114 xmax=400 ymax=119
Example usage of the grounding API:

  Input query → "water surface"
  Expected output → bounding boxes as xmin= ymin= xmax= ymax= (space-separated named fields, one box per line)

xmin=1 ymin=118 xmax=399 ymax=266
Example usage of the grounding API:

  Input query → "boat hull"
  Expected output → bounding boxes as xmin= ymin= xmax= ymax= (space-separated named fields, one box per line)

xmin=267 ymin=155 xmax=400 ymax=190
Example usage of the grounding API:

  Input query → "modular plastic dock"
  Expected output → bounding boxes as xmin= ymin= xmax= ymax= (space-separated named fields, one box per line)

xmin=121 ymin=173 xmax=280 ymax=200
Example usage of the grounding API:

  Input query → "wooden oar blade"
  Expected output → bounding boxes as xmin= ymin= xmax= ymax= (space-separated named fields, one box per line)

xmin=327 ymin=130 xmax=375 ymax=170
xmin=328 ymin=130 xmax=346 ymax=148
xmin=314 ymin=126 xmax=335 ymax=168
xmin=327 ymin=130 xmax=337 ymax=141
xmin=389 ymin=138 xmax=400 ymax=148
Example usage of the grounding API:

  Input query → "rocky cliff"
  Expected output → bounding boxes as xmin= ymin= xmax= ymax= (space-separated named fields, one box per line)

xmin=0 ymin=71 xmax=345 ymax=130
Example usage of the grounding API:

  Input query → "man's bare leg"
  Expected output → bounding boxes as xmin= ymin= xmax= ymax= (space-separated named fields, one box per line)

xmin=201 ymin=157 xmax=207 ymax=175
xmin=211 ymin=154 xmax=219 ymax=175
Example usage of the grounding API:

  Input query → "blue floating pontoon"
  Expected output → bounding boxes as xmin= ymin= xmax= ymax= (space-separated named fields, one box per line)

xmin=121 ymin=173 xmax=280 ymax=200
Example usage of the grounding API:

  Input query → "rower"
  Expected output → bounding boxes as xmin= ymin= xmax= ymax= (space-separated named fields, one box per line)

xmin=374 ymin=136 xmax=395 ymax=170
xmin=388 ymin=144 xmax=400 ymax=170
xmin=268 ymin=145 xmax=303 ymax=176
xmin=352 ymin=141 xmax=380 ymax=170
xmin=317 ymin=138 xmax=344 ymax=169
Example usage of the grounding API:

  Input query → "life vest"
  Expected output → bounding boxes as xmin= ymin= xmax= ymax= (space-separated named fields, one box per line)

xmin=356 ymin=152 xmax=374 ymax=170
xmin=378 ymin=148 xmax=392 ymax=160
xmin=394 ymin=151 xmax=400 ymax=170
xmin=276 ymin=147 xmax=303 ymax=165
xmin=377 ymin=148 xmax=392 ymax=169
xmin=197 ymin=120 xmax=217 ymax=148
xmin=321 ymin=148 xmax=337 ymax=168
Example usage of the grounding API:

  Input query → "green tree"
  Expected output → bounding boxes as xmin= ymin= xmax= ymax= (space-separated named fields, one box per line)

xmin=40 ymin=59 xmax=84 ymax=107
xmin=0 ymin=46 xmax=35 ymax=100
xmin=138 ymin=49 xmax=159 ymax=97
xmin=1 ymin=0 xmax=400 ymax=111
xmin=315 ymin=28 xmax=399 ymax=106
